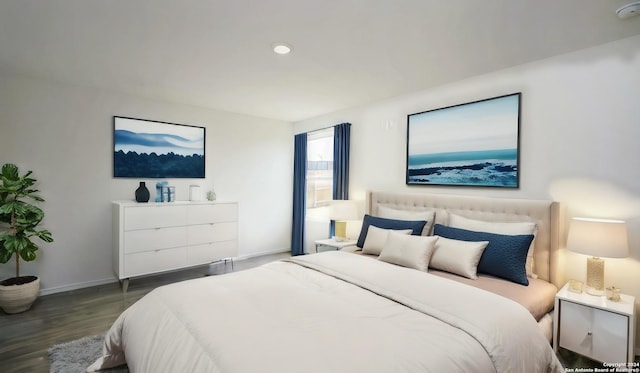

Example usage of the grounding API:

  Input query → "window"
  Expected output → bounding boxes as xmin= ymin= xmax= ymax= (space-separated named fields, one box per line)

xmin=306 ymin=128 xmax=333 ymax=212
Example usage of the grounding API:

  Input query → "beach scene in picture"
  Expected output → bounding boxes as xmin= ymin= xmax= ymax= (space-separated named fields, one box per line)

xmin=114 ymin=117 xmax=205 ymax=178
xmin=407 ymin=94 xmax=520 ymax=187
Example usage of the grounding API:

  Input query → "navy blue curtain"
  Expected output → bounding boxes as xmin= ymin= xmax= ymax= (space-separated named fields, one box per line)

xmin=291 ymin=133 xmax=307 ymax=256
xmin=330 ymin=122 xmax=351 ymax=237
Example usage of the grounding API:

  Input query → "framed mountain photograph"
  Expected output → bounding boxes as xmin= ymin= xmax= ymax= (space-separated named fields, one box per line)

xmin=113 ymin=116 xmax=205 ymax=178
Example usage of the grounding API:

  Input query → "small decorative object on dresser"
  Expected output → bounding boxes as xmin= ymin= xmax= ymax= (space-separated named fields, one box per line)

xmin=167 ymin=186 xmax=176 ymax=202
xmin=553 ymin=282 xmax=636 ymax=364
xmin=189 ymin=185 xmax=202 ymax=201
xmin=134 ymin=181 xmax=150 ymax=202
xmin=207 ymin=190 xmax=216 ymax=201
xmin=155 ymin=181 xmax=168 ymax=202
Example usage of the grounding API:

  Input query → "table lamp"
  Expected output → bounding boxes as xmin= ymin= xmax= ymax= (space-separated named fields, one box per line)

xmin=566 ymin=217 xmax=629 ymax=295
xmin=329 ymin=200 xmax=359 ymax=241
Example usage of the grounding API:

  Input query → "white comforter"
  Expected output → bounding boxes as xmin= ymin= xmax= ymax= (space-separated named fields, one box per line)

xmin=89 ymin=251 xmax=563 ymax=373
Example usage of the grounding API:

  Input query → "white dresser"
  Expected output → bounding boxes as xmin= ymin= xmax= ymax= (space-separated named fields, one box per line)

xmin=112 ymin=201 xmax=238 ymax=291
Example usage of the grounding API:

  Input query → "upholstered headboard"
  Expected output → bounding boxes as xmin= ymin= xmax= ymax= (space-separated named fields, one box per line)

xmin=367 ymin=191 xmax=565 ymax=288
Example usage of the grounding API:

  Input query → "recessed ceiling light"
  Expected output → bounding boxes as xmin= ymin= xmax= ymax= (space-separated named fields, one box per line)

xmin=272 ymin=43 xmax=292 ymax=55
xmin=616 ymin=1 xmax=640 ymax=19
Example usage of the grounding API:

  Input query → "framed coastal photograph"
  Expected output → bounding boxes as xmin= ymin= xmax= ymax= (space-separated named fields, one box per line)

xmin=113 ymin=116 xmax=205 ymax=178
xmin=406 ymin=93 xmax=521 ymax=188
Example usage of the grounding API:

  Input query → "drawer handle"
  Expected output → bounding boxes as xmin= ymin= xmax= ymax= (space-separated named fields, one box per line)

xmin=587 ymin=331 xmax=592 ymax=336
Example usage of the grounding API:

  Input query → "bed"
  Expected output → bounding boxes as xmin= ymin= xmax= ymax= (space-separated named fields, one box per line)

xmin=89 ymin=191 xmax=565 ymax=373
xmin=361 ymin=191 xmax=566 ymax=340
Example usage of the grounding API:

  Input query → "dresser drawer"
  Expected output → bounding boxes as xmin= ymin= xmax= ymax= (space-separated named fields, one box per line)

xmin=187 ymin=222 xmax=237 ymax=246
xmin=124 ymin=247 xmax=187 ymax=277
xmin=559 ymin=300 xmax=628 ymax=363
xmin=188 ymin=204 xmax=238 ymax=225
xmin=187 ymin=241 xmax=237 ymax=265
xmin=124 ymin=205 xmax=188 ymax=231
xmin=124 ymin=226 xmax=187 ymax=254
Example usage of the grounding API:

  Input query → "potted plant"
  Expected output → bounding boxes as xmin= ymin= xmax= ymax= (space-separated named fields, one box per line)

xmin=0 ymin=163 xmax=53 ymax=314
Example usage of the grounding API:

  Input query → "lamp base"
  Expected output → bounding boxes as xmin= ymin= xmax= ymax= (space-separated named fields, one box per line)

xmin=585 ymin=256 xmax=605 ymax=295
xmin=335 ymin=221 xmax=348 ymax=241
xmin=586 ymin=287 xmax=605 ymax=296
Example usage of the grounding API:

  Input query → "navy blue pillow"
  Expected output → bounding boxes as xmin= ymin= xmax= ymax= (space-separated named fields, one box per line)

xmin=356 ymin=214 xmax=427 ymax=248
xmin=433 ymin=224 xmax=533 ymax=286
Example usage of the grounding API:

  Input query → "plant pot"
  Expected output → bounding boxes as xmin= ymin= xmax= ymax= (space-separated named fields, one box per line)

xmin=0 ymin=276 xmax=40 ymax=314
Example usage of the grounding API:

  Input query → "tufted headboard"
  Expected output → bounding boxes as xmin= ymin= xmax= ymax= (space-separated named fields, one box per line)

xmin=367 ymin=191 xmax=565 ymax=288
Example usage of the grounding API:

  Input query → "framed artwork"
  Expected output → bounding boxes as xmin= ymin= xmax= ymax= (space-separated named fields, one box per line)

xmin=113 ymin=116 xmax=205 ymax=178
xmin=406 ymin=93 xmax=521 ymax=188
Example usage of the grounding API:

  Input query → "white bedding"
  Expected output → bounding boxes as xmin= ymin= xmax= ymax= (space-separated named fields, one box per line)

xmin=89 ymin=252 xmax=563 ymax=373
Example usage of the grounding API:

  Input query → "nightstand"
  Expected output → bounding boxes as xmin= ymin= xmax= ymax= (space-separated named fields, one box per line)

xmin=314 ymin=238 xmax=357 ymax=253
xmin=553 ymin=282 xmax=636 ymax=364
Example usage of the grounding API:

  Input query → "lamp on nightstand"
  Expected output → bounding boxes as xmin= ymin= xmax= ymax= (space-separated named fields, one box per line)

xmin=566 ymin=217 xmax=629 ymax=296
xmin=329 ymin=200 xmax=359 ymax=241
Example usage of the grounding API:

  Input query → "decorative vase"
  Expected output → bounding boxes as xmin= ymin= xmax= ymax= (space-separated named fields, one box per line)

xmin=0 ymin=276 xmax=40 ymax=314
xmin=135 ymin=182 xmax=150 ymax=202
xmin=207 ymin=190 xmax=216 ymax=201
xmin=155 ymin=181 xmax=168 ymax=202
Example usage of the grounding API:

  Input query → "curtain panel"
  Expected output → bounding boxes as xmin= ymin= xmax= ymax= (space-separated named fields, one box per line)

xmin=330 ymin=122 xmax=351 ymax=237
xmin=332 ymin=122 xmax=351 ymax=200
xmin=291 ymin=133 xmax=307 ymax=256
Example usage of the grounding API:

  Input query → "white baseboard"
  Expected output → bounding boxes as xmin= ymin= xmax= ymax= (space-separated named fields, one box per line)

xmin=37 ymin=248 xmax=290 ymax=296
xmin=39 ymin=277 xmax=119 ymax=296
xmin=234 ymin=248 xmax=290 ymax=261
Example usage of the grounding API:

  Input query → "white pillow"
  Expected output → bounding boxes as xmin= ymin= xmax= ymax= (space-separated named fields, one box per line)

xmin=429 ymin=236 xmax=488 ymax=279
xmin=362 ymin=225 xmax=412 ymax=255
xmin=378 ymin=232 xmax=438 ymax=271
xmin=448 ymin=213 xmax=538 ymax=278
xmin=377 ymin=205 xmax=436 ymax=236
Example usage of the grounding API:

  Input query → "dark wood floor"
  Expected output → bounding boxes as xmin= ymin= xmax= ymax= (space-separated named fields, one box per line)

xmin=1 ymin=250 xmax=635 ymax=372
xmin=0 ymin=252 xmax=290 ymax=373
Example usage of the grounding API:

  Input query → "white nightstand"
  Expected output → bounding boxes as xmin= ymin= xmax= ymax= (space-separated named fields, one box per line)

xmin=314 ymin=238 xmax=357 ymax=253
xmin=553 ymin=282 xmax=636 ymax=364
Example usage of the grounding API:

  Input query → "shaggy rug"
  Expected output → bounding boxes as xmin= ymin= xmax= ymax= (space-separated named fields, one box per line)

xmin=48 ymin=334 xmax=128 ymax=373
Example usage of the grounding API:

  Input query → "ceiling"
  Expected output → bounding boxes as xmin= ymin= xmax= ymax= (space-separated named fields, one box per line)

xmin=1 ymin=1 xmax=639 ymax=122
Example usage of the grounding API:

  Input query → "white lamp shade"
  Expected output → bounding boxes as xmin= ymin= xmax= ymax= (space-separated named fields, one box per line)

xmin=566 ymin=217 xmax=629 ymax=258
xmin=328 ymin=200 xmax=359 ymax=221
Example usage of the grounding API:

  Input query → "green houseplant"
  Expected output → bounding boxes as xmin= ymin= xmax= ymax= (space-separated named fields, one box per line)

xmin=0 ymin=163 xmax=53 ymax=313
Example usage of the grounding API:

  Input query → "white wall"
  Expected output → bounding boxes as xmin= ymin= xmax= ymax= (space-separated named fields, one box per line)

xmin=0 ymin=72 xmax=293 ymax=294
xmin=295 ymin=35 xmax=640 ymax=348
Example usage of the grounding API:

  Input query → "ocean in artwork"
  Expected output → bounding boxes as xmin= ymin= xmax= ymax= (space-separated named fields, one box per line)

xmin=407 ymin=148 xmax=518 ymax=187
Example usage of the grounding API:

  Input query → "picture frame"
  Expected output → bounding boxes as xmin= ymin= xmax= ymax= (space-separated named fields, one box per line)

xmin=113 ymin=116 xmax=205 ymax=178
xmin=406 ymin=93 xmax=521 ymax=188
